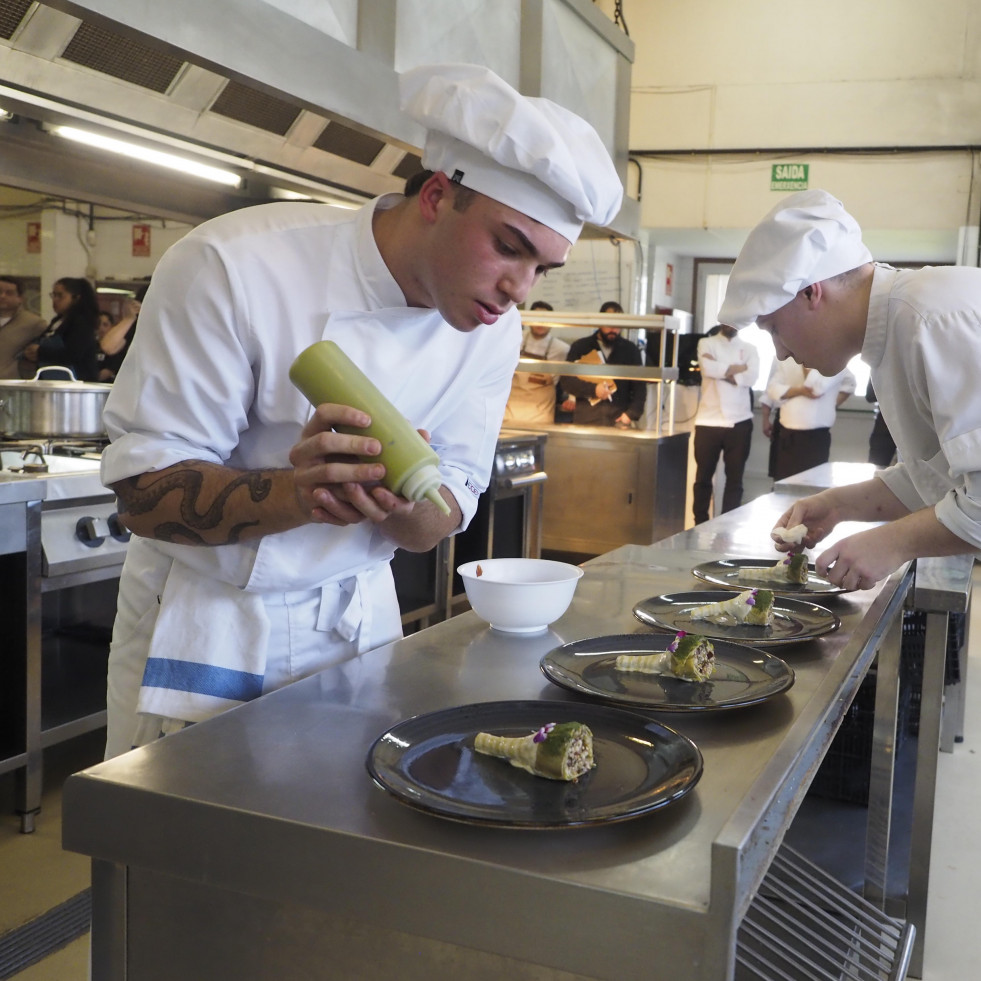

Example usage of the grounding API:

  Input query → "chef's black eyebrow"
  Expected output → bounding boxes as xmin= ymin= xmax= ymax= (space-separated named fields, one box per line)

xmin=503 ymin=223 xmax=566 ymax=270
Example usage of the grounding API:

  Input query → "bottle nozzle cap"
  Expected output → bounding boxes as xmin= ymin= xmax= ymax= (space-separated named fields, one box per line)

xmin=425 ymin=487 xmax=451 ymax=515
xmin=399 ymin=463 xmax=450 ymax=514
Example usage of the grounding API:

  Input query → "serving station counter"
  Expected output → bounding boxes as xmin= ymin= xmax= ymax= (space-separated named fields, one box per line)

xmin=63 ymin=489 xmax=929 ymax=981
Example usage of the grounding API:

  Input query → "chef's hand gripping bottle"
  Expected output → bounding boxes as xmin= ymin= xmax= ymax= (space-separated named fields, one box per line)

xmin=289 ymin=340 xmax=451 ymax=515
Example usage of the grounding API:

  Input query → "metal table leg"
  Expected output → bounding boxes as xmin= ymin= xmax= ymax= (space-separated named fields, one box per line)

xmin=17 ymin=499 xmax=43 ymax=833
xmin=940 ymin=592 xmax=970 ymax=752
xmin=906 ymin=610 xmax=951 ymax=978
xmin=864 ymin=606 xmax=904 ymax=910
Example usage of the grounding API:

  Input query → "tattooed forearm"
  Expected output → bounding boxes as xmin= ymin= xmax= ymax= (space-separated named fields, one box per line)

xmin=114 ymin=463 xmax=282 ymax=545
xmin=152 ymin=520 xmax=262 ymax=545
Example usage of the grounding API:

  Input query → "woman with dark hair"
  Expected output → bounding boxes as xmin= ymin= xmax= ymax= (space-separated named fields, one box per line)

xmin=22 ymin=276 xmax=102 ymax=381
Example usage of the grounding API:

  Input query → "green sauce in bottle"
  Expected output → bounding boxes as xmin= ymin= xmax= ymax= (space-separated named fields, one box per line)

xmin=289 ymin=340 xmax=451 ymax=515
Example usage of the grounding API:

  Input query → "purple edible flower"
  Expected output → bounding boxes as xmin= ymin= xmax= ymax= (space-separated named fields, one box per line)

xmin=667 ymin=630 xmax=687 ymax=653
xmin=533 ymin=723 xmax=556 ymax=743
xmin=746 ymin=589 xmax=758 ymax=607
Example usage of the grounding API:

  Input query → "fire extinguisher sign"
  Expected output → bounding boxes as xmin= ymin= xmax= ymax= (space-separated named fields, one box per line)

xmin=132 ymin=224 xmax=151 ymax=257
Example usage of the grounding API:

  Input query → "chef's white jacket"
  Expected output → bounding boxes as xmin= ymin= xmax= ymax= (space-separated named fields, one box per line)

xmin=863 ymin=262 xmax=981 ymax=550
xmin=101 ymin=195 xmax=520 ymax=738
xmin=695 ymin=331 xmax=759 ymax=426
xmin=761 ymin=360 xmax=856 ymax=430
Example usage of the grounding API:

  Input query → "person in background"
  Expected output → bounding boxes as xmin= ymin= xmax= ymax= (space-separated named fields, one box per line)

xmin=760 ymin=359 xmax=856 ymax=481
xmin=96 ymin=311 xmax=116 ymax=381
xmin=691 ymin=324 xmax=759 ymax=523
xmin=98 ymin=62 xmax=622 ymax=758
xmin=865 ymin=380 xmax=897 ymax=467
xmin=0 ymin=275 xmax=46 ymax=378
xmin=719 ymin=188 xmax=981 ymax=590
xmin=559 ymin=300 xmax=645 ymax=427
xmin=21 ymin=276 xmax=101 ymax=382
xmin=503 ymin=300 xmax=570 ymax=425
xmin=97 ymin=286 xmax=145 ymax=381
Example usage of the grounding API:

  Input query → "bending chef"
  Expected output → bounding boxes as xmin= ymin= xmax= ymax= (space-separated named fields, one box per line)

xmin=718 ymin=189 xmax=981 ymax=591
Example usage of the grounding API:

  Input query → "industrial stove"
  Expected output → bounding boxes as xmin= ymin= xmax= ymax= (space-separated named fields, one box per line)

xmin=0 ymin=439 xmax=126 ymax=832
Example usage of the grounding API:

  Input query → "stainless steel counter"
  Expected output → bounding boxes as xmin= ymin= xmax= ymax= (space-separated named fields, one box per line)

xmin=64 ymin=493 xmax=915 ymax=981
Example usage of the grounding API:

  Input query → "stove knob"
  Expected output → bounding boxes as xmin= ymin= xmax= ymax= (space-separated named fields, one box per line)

xmin=75 ymin=515 xmax=109 ymax=547
xmin=108 ymin=513 xmax=132 ymax=543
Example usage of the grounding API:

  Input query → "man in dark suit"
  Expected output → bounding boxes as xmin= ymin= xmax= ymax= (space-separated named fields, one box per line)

xmin=559 ymin=304 xmax=645 ymax=427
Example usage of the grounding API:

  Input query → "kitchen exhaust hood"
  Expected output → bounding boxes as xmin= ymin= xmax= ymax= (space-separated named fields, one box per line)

xmin=0 ymin=0 xmax=638 ymax=236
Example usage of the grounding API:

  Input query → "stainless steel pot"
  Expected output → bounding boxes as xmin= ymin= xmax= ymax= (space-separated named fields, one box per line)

xmin=0 ymin=368 xmax=112 ymax=438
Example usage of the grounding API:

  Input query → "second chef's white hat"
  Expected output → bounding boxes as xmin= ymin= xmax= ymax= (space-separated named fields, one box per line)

xmin=399 ymin=63 xmax=623 ymax=244
xmin=718 ymin=189 xmax=873 ymax=329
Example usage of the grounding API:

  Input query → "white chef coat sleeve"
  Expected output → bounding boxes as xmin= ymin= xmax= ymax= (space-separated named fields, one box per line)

xmin=429 ymin=319 xmax=521 ymax=530
xmin=735 ymin=342 xmax=760 ymax=388
xmin=697 ymin=338 xmax=728 ymax=379
xmin=921 ymin=314 xmax=981 ymax=547
xmin=765 ymin=359 xmax=791 ymax=404
xmin=838 ymin=367 xmax=857 ymax=397
xmin=101 ymin=233 xmax=256 ymax=484
xmin=803 ymin=367 xmax=836 ymax=397
xmin=882 ymin=311 xmax=981 ymax=548
xmin=875 ymin=463 xmax=924 ymax=512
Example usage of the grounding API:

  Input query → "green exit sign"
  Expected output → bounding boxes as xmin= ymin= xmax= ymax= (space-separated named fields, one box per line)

xmin=771 ymin=163 xmax=809 ymax=191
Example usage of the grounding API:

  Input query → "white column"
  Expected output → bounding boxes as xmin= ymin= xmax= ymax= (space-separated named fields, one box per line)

xmin=39 ymin=208 xmax=95 ymax=318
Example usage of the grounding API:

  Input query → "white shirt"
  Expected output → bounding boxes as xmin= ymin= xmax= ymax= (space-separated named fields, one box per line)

xmin=103 ymin=196 xmax=520 ymax=591
xmin=863 ymin=262 xmax=981 ymax=550
xmin=695 ymin=331 xmax=759 ymax=427
xmin=100 ymin=196 xmax=521 ymax=724
xmin=762 ymin=360 xmax=856 ymax=430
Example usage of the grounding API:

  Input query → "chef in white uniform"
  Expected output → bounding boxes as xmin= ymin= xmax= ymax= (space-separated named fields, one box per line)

xmin=719 ymin=188 xmax=981 ymax=591
xmin=101 ymin=63 xmax=623 ymax=758
xmin=760 ymin=359 xmax=856 ymax=481
xmin=504 ymin=301 xmax=570 ymax=425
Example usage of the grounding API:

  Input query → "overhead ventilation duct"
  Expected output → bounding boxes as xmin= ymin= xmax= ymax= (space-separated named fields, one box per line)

xmin=0 ymin=0 xmax=30 ymax=39
xmin=209 ymin=79 xmax=302 ymax=137
xmin=313 ymin=122 xmax=385 ymax=168
xmin=0 ymin=0 xmax=638 ymax=236
xmin=60 ymin=21 xmax=183 ymax=93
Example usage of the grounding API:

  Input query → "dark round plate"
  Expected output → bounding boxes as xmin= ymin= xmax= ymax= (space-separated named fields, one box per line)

xmin=633 ymin=590 xmax=840 ymax=647
xmin=691 ymin=558 xmax=848 ymax=596
xmin=366 ymin=700 xmax=702 ymax=828
xmin=540 ymin=634 xmax=794 ymax=711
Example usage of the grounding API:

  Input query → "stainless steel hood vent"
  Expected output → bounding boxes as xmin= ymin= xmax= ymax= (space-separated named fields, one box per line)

xmin=0 ymin=0 xmax=637 ymax=236
xmin=313 ymin=122 xmax=386 ymax=169
xmin=61 ymin=21 xmax=183 ymax=93
xmin=209 ymin=79 xmax=302 ymax=137
xmin=393 ymin=153 xmax=424 ymax=182
xmin=0 ymin=0 xmax=30 ymax=39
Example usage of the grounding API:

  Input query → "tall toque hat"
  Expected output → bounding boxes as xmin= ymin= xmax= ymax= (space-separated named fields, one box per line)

xmin=719 ymin=189 xmax=873 ymax=328
xmin=399 ymin=63 xmax=623 ymax=244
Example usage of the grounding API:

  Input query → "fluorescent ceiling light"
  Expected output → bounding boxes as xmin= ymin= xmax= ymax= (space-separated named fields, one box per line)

xmin=51 ymin=125 xmax=243 ymax=187
xmin=268 ymin=185 xmax=361 ymax=209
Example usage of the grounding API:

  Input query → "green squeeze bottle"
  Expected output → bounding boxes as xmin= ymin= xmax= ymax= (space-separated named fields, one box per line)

xmin=289 ymin=340 xmax=451 ymax=515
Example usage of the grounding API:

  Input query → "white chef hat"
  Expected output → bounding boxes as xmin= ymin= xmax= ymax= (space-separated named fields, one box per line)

xmin=399 ymin=63 xmax=623 ymax=244
xmin=718 ymin=189 xmax=873 ymax=329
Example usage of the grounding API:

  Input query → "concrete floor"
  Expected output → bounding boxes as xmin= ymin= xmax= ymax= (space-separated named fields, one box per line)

xmin=3 ymin=570 xmax=981 ymax=980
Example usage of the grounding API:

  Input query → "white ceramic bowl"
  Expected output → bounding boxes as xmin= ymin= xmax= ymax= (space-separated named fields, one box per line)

xmin=457 ymin=558 xmax=584 ymax=634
